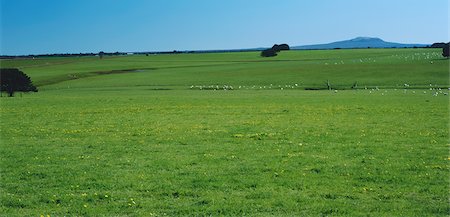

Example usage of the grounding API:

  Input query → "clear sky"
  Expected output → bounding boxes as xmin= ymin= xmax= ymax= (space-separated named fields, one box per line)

xmin=0 ymin=0 xmax=448 ymax=55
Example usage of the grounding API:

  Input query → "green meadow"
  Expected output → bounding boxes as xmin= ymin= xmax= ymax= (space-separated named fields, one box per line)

xmin=1 ymin=49 xmax=449 ymax=216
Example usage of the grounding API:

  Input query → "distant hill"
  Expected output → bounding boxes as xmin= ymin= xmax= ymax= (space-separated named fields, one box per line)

xmin=292 ymin=37 xmax=430 ymax=50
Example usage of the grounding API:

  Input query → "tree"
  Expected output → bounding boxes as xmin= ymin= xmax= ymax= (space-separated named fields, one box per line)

xmin=431 ymin=42 xmax=447 ymax=48
xmin=0 ymin=68 xmax=38 ymax=97
xmin=261 ymin=48 xmax=277 ymax=57
xmin=272 ymin=44 xmax=290 ymax=52
xmin=443 ymin=43 xmax=449 ymax=58
xmin=261 ymin=44 xmax=290 ymax=57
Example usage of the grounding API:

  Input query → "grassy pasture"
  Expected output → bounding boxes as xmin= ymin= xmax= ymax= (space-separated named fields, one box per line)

xmin=1 ymin=49 xmax=448 ymax=89
xmin=0 ymin=49 xmax=449 ymax=216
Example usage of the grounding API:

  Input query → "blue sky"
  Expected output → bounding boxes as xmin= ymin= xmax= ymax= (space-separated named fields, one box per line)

xmin=1 ymin=0 xmax=448 ymax=55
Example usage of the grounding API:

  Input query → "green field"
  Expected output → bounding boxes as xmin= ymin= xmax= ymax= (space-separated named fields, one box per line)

xmin=1 ymin=49 xmax=449 ymax=216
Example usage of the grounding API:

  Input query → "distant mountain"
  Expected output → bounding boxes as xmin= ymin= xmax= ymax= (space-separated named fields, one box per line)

xmin=292 ymin=37 xmax=430 ymax=50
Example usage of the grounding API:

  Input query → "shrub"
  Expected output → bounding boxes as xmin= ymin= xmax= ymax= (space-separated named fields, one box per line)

xmin=261 ymin=48 xmax=278 ymax=57
xmin=443 ymin=43 xmax=449 ymax=58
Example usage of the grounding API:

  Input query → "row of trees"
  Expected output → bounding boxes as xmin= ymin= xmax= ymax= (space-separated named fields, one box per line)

xmin=0 ymin=52 xmax=129 ymax=60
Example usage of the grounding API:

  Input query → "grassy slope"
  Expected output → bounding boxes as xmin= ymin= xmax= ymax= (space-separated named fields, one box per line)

xmin=0 ymin=49 xmax=449 ymax=216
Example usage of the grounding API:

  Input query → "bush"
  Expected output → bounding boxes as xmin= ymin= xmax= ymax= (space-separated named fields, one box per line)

xmin=443 ymin=43 xmax=449 ymax=58
xmin=261 ymin=48 xmax=278 ymax=57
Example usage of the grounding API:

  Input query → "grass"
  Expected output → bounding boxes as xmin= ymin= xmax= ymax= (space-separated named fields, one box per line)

xmin=2 ymin=49 xmax=447 ymax=89
xmin=0 ymin=48 xmax=449 ymax=216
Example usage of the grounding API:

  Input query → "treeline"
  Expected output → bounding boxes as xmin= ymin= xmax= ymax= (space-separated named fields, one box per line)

xmin=0 ymin=52 xmax=130 ymax=59
xmin=2 ymin=42 xmax=448 ymax=59
xmin=0 ymin=49 xmax=267 ymax=59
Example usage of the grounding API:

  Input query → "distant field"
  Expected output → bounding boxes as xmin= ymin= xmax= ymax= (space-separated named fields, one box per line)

xmin=1 ymin=48 xmax=448 ymax=89
xmin=1 ymin=49 xmax=449 ymax=216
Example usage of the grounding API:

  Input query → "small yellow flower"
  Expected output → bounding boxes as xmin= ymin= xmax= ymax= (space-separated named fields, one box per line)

xmin=83 ymin=204 xmax=88 ymax=208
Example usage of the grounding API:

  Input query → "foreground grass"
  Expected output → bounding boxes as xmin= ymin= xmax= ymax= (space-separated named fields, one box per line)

xmin=1 ymin=88 xmax=448 ymax=216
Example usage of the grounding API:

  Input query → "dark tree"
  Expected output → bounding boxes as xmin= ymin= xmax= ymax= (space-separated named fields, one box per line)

xmin=443 ymin=43 xmax=449 ymax=58
xmin=261 ymin=43 xmax=290 ymax=57
xmin=99 ymin=51 xmax=105 ymax=59
xmin=0 ymin=68 xmax=38 ymax=97
xmin=272 ymin=44 xmax=290 ymax=52
xmin=279 ymin=44 xmax=290 ymax=50
xmin=261 ymin=48 xmax=277 ymax=57
xmin=431 ymin=42 xmax=447 ymax=48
